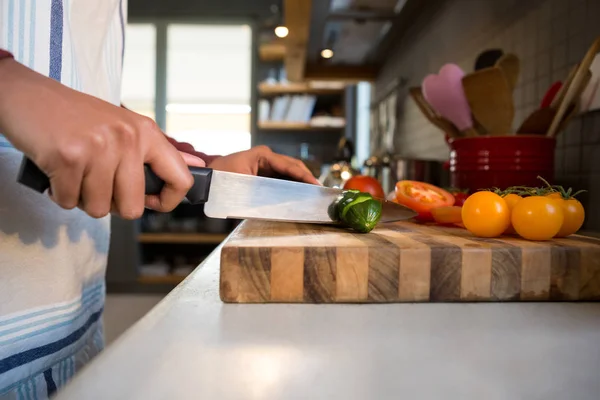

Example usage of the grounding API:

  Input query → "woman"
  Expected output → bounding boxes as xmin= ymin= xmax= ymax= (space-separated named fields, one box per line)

xmin=0 ymin=1 xmax=316 ymax=398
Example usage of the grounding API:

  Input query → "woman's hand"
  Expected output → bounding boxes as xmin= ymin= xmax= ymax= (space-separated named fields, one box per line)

xmin=0 ymin=58 xmax=200 ymax=219
xmin=207 ymin=146 xmax=319 ymax=185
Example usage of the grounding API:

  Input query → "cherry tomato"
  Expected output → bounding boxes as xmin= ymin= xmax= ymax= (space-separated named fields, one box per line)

xmin=431 ymin=206 xmax=463 ymax=225
xmin=462 ymin=191 xmax=510 ymax=238
xmin=551 ymin=197 xmax=585 ymax=237
xmin=452 ymin=192 xmax=470 ymax=206
xmin=344 ymin=176 xmax=385 ymax=198
xmin=502 ymin=193 xmax=523 ymax=234
xmin=414 ymin=211 xmax=435 ymax=222
xmin=395 ymin=181 xmax=455 ymax=217
xmin=546 ymin=193 xmax=563 ymax=200
xmin=511 ymin=196 xmax=564 ymax=240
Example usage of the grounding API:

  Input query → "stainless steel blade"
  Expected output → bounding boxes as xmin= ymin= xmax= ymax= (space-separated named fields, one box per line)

xmin=204 ymin=171 xmax=342 ymax=223
xmin=203 ymin=171 xmax=418 ymax=224
xmin=379 ymin=200 xmax=418 ymax=222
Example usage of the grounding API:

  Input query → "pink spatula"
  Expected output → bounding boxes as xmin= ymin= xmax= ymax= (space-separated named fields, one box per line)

xmin=422 ymin=64 xmax=479 ymax=137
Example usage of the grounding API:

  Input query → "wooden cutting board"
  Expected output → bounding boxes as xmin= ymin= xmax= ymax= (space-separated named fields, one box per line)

xmin=219 ymin=220 xmax=600 ymax=303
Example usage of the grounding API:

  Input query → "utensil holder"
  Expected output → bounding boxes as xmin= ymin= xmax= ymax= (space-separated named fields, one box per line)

xmin=449 ymin=135 xmax=555 ymax=193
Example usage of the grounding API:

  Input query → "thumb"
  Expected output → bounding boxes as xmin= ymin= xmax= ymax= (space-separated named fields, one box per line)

xmin=179 ymin=151 xmax=206 ymax=168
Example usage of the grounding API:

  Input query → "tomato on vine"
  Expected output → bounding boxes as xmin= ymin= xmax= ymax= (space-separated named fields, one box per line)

xmin=462 ymin=191 xmax=510 ymax=238
xmin=511 ymin=196 xmax=564 ymax=241
xmin=538 ymin=177 xmax=586 ymax=237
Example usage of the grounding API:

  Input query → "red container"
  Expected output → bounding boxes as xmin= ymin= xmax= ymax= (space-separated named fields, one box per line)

xmin=448 ymin=135 xmax=555 ymax=193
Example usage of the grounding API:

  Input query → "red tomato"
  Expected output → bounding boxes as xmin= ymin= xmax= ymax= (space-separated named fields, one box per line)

xmin=415 ymin=211 xmax=434 ymax=222
xmin=431 ymin=206 xmax=463 ymax=225
xmin=395 ymin=181 xmax=455 ymax=216
xmin=452 ymin=192 xmax=469 ymax=206
xmin=343 ymin=176 xmax=385 ymax=198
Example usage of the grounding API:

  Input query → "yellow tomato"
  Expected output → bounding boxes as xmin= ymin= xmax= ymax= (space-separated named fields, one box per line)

xmin=551 ymin=197 xmax=585 ymax=237
xmin=462 ymin=191 xmax=511 ymax=238
xmin=511 ymin=196 xmax=564 ymax=240
xmin=502 ymin=193 xmax=522 ymax=234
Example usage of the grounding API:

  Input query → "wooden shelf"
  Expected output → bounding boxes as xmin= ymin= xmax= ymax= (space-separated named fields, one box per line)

xmin=258 ymin=82 xmax=344 ymax=95
xmin=137 ymin=275 xmax=187 ymax=285
xmin=138 ymin=233 xmax=227 ymax=244
xmin=258 ymin=121 xmax=346 ymax=130
xmin=259 ymin=42 xmax=286 ymax=62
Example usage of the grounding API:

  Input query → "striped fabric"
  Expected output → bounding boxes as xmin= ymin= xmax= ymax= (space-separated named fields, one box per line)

xmin=0 ymin=1 xmax=127 ymax=398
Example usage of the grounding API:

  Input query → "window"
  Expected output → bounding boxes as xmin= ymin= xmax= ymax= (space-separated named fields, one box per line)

xmin=121 ymin=24 xmax=156 ymax=119
xmin=121 ymin=22 xmax=252 ymax=156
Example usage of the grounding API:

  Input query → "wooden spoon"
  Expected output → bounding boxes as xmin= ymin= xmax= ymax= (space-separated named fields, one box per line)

xmin=547 ymin=37 xmax=600 ymax=138
xmin=474 ymin=49 xmax=504 ymax=70
xmin=546 ymin=67 xmax=592 ymax=137
xmin=556 ymin=101 xmax=580 ymax=134
xmin=462 ymin=66 xmax=514 ymax=135
xmin=550 ymin=64 xmax=578 ymax=109
xmin=409 ymin=87 xmax=461 ymax=138
xmin=516 ymin=108 xmax=556 ymax=135
xmin=495 ymin=53 xmax=520 ymax=91
xmin=517 ymin=68 xmax=591 ymax=135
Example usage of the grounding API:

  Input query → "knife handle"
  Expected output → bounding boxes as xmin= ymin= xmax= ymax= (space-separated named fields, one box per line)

xmin=143 ymin=164 xmax=213 ymax=204
xmin=17 ymin=156 xmax=213 ymax=205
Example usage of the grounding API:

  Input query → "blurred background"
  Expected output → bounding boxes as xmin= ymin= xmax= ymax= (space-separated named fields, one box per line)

xmin=105 ymin=0 xmax=600 ymax=343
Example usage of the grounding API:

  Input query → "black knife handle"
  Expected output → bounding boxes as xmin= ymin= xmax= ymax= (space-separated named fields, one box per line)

xmin=143 ymin=164 xmax=213 ymax=204
xmin=17 ymin=156 xmax=213 ymax=205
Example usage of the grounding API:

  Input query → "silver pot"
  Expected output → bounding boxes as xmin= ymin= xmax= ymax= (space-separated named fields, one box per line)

xmin=390 ymin=158 xmax=449 ymax=188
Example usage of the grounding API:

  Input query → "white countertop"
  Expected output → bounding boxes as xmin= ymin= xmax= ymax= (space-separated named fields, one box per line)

xmin=57 ymin=245 xmax=600 ymax=400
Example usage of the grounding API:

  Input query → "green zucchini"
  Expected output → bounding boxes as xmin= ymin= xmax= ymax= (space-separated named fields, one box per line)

xmin=333 ymin=190 xmax=383 ymax=233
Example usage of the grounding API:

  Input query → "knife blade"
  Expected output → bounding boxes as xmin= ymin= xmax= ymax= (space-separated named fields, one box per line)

xmin=16 ymin=157 xmax=417 ymax=224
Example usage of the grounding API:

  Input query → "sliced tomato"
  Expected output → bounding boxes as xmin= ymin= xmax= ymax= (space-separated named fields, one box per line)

xmin=431 ymin=206 xmax=463 ymax=225
xmin=395 ymin=181 xmax=455 ymax=217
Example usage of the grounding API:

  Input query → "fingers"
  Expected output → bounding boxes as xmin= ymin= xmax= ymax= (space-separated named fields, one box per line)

xmin=79 ymin=157 xmax=117 ymax=218
xmin=112 ymin=155 xmax=145 ymax=220
xmin=144 ymin=136 xmax=194 ymax=212
xmin=179 ymin=151 xmax=206 ymax=168
xmin=48 ymin=166 xmax=84 ymax=210
xmin=260 ymin=150 xmax=320 ymax=185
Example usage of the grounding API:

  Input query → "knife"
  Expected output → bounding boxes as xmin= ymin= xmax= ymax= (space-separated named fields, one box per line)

xmin=16 ymin=157 xmax=417 ymax=224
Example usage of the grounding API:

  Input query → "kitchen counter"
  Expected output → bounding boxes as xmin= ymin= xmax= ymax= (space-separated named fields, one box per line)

xmin=57 ymin=243 xmax=600 ymax=400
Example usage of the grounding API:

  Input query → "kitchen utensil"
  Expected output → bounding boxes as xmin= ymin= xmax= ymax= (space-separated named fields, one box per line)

xmin=581 ymin=53 xmax=600 ymax=112
xmin=547 ymin=68 xmax=592 ymax=138
xmin=17 ymin=158 xmax=417 ymax=224
xmin=319 ymin=137 xmax=360 ymax=188
xmin=517 ymin=68 xmax=590 ymax=135
xmin=516 ymin=107 xmax=557 ymax=135
xmin=220 ymin=219 xmax=600 ymax=303
xmin=556 ymin=100 xmax=581 ymax=134
xmin=474 ymin=48 xmax=504 ymax=70
xmin=547 ymin=37 xmax=600 ymax=138
xmin=540 ymin=81 xmax=562 ymax=108
xmin=380 ymin=93 xmax=397 ymax=153
xmin=449 ymin=135 xmax=555 ymax=194
xmin=550 ymin=64 xmax=578 ymax=109
xmin=422 ymin=64 xmax=479 ymax=137
xmin=390 ymin=157 xmax=449 ymax=188
xmin=409 ymin=87 xmax=461 ymax=138
xmin=461 ymin=66 xmax=514 ymax=135
xmin=494 ymin=53 xmax=520 ymax=91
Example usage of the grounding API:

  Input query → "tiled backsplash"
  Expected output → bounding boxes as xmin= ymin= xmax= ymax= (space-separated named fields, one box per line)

xmin=374 ymin=0 xmax=600 ymax=230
